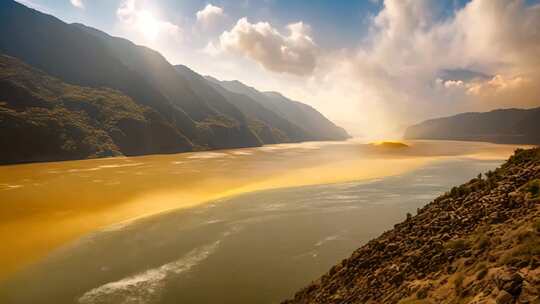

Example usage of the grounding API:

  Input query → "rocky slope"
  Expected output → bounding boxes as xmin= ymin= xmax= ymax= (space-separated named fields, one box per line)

xmin=404 ymin=108 xmax=540 ymax=145
xmin=0 ymin=54 xmax=192 ymax=164
xmin=284 ymin=147 xmax=540 ymax=304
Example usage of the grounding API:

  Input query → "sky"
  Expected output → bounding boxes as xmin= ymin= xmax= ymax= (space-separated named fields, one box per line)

xmin=16 ymin=0 xmax=540 ymax=138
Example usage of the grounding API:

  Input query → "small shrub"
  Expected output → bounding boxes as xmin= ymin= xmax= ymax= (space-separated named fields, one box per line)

xmin=475 ymin=262 xmax=487 ymax=271
xmin=475 ymin=235 xmax=491 ymax=250
xmin=454 ymin=274 xmax=465 ymax=296
xmin=446 ymin=239 xmax=470 ymax=251
xmin=499 ymin=231 xmax=540 ymax=266
xmin=524 ymin=179 xmax=540 ymax=200
xmin=476 ymin=268 xmax=488 ymax=280
xmin=533 ymin=219 xmax=540 ymax=233
xmin=416 ymin=287 xmax=429 ymax=299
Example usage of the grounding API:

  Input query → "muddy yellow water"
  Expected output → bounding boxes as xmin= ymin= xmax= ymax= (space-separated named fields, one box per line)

xmin=0 ymin=140 xmax=525 ymax=280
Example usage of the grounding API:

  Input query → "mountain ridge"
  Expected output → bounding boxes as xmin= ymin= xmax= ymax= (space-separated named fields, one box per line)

xmin=204 ymin=75 xmax=350 ymax=141
xmin=404 ymin=107 xmax=540 ymax=145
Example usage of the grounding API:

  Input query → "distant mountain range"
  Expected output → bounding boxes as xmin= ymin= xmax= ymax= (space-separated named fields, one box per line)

xmin=405 ymin=107 xmax=540 ymax=145
xmin=0 ymin=0 xmax=348 ymax=164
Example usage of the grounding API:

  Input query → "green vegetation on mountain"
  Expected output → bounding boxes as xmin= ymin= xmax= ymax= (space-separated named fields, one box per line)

xmin=405 ymin=108 xmax=540 ymax=145
xmin=284 ymin=147 xmax=540 ymax=303
xmin=0 ymin=0 xmax=261 ymax=151
xmin=0 ymin=0 xmax=348 ymax=162
xmin=0 ymin=54 xmax=191 ymax=164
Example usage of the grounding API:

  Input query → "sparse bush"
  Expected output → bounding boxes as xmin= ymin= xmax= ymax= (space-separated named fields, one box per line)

xmin=476 ymin=268 xmax=488 ymax=280
xmin=416 ymin=287 xmax=429 ymax=299
xmin=499 ymin=230 xmax=540 ymax=266
xmin=475 ymin=263 xmax=488 ymax=280
xmin=475 ymin=235 xmax=491 ymax=250
xmin=533 ymin=219 xmax=540 ymax=233
xmin=524 ymin=179 xmax=540 ymax=200
xmin=454 ymin=273 xmax=465 ymax=297
xmin=446 ymin=239 xmax=470 ymax=251
xmin=475 ymin=262 xmax=487 ymax=271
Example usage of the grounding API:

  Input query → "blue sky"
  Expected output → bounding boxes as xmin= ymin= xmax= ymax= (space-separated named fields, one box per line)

xmin=18 ymin=0 xmax=486 ymax=50
xmin=15 ymin=0 xmax=540 ymax=138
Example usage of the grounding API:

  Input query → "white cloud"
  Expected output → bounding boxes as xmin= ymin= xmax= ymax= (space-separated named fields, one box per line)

xmin=466 ymin=75 xmax=533 ymax=96
xmin=196 ymin=4 xmax=225 ymax=30
xmin=300 ymin=0 xmax=540 ymax=138
xmin=70 ymin=0 xmax=84 ymax=9
xmin=220 ymin=18 xmax=317 ymax=75
xmin=202 ymin=41 xmax=222 ymax=57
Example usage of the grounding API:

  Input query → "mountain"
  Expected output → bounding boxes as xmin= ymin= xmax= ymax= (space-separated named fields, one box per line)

xmin=0 ymin=0 xmax=262 ymax=151
xmin=175 ymin=66 xmax=316 ymax=144
xmin=0 ymin=54 xmax=191 ymax=164
xmin=205 ymin=76 xmax=350 ymax=141
xmin=263 ymin=91 xmax=350 ymax=140
xmin=0 ymin=0 xmax=348 ymax=157
xmin=404 ymin=107 xmax=540 ymax=144
xmin=284 ymin=147 xmax=540 ymax=303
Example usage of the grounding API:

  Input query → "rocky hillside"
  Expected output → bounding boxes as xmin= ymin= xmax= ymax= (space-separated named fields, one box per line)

xmin=404 ymin=108 xmax=540 ymax=145
xmin=284 ymin=147 xmax=540 ymax=304
xmin=0 ymin=54 xmax=192 ymax=164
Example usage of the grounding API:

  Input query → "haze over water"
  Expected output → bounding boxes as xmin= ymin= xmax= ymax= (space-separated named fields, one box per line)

xmin=0 ymin=140 xmax=527 ymax=303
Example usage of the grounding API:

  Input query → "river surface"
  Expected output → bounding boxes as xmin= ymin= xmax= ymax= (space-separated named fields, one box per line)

xmin=0 ymin=140 xmax=527 ymax=303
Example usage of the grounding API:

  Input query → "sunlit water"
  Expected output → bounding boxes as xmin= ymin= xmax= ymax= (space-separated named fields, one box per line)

xmin=0 ymin=140 xmax=527 ymax=303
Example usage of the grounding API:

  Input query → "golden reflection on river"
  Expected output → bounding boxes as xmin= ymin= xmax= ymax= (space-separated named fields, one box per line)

xmin=0 ymin=140 xmax=526 ymax=280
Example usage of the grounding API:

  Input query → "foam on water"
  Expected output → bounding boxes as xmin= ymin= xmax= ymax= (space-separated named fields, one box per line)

xmin=77 ymin=241 xmax=221 ymax=304
xmin=186 ymin=152 xmax=228 ymax=159
xmin=0 ymin=184 xmax=23 ymax=191
xmin=230 ymin=151 xmax=253 ymax=156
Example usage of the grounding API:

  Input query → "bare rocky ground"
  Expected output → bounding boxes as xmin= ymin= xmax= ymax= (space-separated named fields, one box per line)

xmin=284 ymin=148 xmax=540 ymax=304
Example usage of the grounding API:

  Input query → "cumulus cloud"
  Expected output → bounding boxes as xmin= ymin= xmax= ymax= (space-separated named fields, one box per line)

xmin=220 ymin=18 xmax=318 ymax=75
xmin=196 ymin=4 xmax=225 ymax=30
xmin=202 ymin=41 xmax=222 ymax=56
xmin=304 ymin=0 xmax=540 ymax=138
xmin=466 ymin=75 xmax=532 ymax=96
xmin=70 ymin=0 xmax=84 ymax=9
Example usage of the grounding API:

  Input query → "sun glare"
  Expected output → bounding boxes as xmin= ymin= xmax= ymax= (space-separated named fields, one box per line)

xmin=137 ymin=10 xmax=160 ymax=40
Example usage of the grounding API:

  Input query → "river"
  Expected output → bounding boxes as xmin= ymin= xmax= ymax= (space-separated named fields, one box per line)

xmin=0 ymin=140 xmax=527 ymax=303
